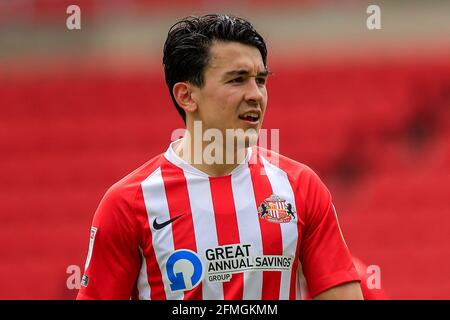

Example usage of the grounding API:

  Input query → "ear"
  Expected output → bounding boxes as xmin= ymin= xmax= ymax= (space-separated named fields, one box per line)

xmin=173 ymin=82 xmax=198 ymax=114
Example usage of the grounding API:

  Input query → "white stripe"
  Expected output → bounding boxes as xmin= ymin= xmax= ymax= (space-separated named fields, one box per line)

xmin=270 ymin=209 xmax=277 ymax=219
xmin=277 ymin=202 xmax=283 ymax=210
xmin=231 ymin=166 xmax=264 ymax=300
xmin=184 ymin=171 xmax=224 ymax=300
xmin=137 ymin=247 xmax=150 ymax=300
xmin=141 ymin=167 xmax=184 ymax=300
xmin=261 ymin=156 xmax=299 ymax=300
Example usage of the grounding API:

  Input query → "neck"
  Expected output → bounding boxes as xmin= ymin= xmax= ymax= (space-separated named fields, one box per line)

xmin=173 ymin=135 xmax=249 ymax=177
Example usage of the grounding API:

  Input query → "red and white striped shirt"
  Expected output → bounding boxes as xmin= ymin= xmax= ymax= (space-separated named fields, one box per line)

xmin=77 ymin=141 xmax=359 ymax=300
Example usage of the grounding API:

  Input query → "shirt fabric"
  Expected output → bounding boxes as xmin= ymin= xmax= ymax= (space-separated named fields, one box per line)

xmin=77 ymin=140 xmax=360 ymax=300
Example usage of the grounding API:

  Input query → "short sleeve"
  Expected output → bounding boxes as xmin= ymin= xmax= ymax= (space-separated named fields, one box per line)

xmin=76 ymin=186 xmax=141 ymax=300
xmin=299 ymin=170 xmax=360 ymax=298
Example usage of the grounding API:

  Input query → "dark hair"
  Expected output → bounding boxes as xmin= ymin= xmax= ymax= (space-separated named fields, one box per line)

xmin=163 ymin=14 xmax=268 ymax=122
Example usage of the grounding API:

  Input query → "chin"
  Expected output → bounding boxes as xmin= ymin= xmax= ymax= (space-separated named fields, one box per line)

xmin=224 ymin=125 xmax=258 ymax=149
xmin=244 ymin=129 xmax=259 ymax=148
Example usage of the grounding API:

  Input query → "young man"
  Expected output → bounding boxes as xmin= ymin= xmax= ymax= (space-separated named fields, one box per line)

xmin=77 ymin=14 xmax=363 ymax=300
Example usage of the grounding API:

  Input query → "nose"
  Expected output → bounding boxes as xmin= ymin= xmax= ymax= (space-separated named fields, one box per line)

xmin=244 ymin=78 xmax=264 ymax=105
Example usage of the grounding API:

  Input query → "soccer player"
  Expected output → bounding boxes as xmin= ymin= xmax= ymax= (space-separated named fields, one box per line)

xmin=77 ymin=14 xmax=363 ymax=300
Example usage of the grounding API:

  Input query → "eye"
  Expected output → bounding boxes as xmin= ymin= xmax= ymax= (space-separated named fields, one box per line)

xmin=256 ymin=77 xmax=267 ymax=85
xmin=229 ymin=77 xmax=244 ymax=83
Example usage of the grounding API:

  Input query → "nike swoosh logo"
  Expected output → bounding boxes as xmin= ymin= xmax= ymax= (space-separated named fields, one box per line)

xmin=153 ymin=214 xmax=185 ymax=230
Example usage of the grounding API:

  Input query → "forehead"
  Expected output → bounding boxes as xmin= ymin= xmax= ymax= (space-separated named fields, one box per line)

xmin=206 ymin=41 xmax=265 ymax=75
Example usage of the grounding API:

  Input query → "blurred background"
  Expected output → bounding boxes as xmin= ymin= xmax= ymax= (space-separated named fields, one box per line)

xmin=0 ymin=0 xmax=449 ymax=299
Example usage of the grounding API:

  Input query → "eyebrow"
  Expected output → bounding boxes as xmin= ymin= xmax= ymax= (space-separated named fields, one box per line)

xmin=223 ymin=69 xmax=271 ymax=79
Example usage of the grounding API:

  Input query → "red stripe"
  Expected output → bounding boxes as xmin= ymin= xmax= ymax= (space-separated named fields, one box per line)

xmin=135 ymin=187 xmax=167 ymax=300
xmin=249 ymin=151 xmax=283 ymax=299
xmin=209 ymin=176 xmax=244 ymax=300
xmin=161 ymin=161 xmax=203 ymax=300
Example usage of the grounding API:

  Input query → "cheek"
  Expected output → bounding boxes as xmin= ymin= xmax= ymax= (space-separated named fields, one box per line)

xmin=199 ymin=86 xmax=242 ymax=123
xmin=262 ymin=86 xmax=268 ymax=100
xmin=198 ymin=93 xmax=229 ymax=123
xmin=261 ymin=89 xmax=268 ymax=110
xmin=214 ymin=90 xmax=240 ymax=113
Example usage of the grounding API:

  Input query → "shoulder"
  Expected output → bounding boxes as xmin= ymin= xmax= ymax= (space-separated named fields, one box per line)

xmin=254 ymin=146 xmax=331 ymax=214
xmin=254 ymin=146 xmax=323 ymax=187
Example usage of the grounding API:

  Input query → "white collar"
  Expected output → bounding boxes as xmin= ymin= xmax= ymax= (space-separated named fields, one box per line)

xmin=163 ymin=139 xmax=253 ymax=177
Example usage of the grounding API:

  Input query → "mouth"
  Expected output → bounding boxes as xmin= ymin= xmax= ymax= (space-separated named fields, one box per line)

xmin=238 ymin=110 xmax=261 ymax=125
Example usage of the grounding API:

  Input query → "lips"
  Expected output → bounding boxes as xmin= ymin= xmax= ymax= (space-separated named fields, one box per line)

xmin=238 ymin=110 xmax=261 ymax=123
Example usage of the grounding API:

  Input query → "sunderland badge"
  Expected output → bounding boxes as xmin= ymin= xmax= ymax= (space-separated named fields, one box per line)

xmin=258 ymin=194 xmax=296 ymax=223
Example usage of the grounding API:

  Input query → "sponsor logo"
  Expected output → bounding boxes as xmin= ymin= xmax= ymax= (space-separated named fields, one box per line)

xmin=166 ymin=249 xmax=204 ymax=292
xmin=258 ymin=194 xmax=296 ymax=223
xmin=205 ymin=244 xmax=294 ymax=283
xmin=153 ymin=214 xmax=185 ymax=230
xmin=165 ymin=244 xmax=294 ymax=288
xmin=81 ymin=274 xmax=89 ymax=287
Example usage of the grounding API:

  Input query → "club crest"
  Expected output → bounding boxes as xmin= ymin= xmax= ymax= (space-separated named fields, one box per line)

xmin=257 ymin=194 xmax=296 ymax=223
